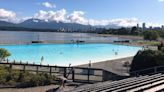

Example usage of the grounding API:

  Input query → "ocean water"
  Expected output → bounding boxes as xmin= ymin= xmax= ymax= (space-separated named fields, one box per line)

xmin=0 ymin=31 xmax=130 ymax=44
xmin=0 ymin=44 xmax=141 ymax=66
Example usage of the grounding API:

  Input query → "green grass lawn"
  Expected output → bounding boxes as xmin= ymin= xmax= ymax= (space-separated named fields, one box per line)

xmin=136 ymin=41 xmax=160 ymax=46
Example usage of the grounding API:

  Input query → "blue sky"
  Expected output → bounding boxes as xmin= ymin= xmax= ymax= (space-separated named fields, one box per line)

xmin=0 ymin=0 xmax=164 ymax=27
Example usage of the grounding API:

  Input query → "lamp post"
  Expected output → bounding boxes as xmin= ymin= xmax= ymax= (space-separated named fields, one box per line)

xmin=88 ymin=60 xmax=92 ymax=83
xmin=89 ymin=60 xmax=92 ymax=68
xmin=124 ymin=61 xmax=130 ymax=73
xmin=40 ymin=56 xmax=44 ymax=65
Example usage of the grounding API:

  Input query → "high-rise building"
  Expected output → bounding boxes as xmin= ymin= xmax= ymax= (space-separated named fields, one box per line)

xmin=137 ymin=24 xmax=139 ymax=29
xmin=142 ymin=23 xmax=146 ymax=30
xmin=162 ymin=25 xmax=164 ymax=30
xmin=149 ymin=26 xmax=152 ymax=30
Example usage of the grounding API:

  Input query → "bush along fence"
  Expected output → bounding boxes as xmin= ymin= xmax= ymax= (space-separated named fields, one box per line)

xmin=0 ymin=59 xmax=122 ymax=84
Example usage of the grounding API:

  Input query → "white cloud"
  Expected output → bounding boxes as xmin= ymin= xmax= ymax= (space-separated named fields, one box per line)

xmin=42 ymin=2 xmax=56 ymax=8
xmin=66 ymin=11 xmax=139 ymax=27
xmin=0 ymin=8 xmax=159 ymax=27
xmin=108 ymin=18 xmax=139 ymax=27
xmin=33 ymin=9 xmax=66 ymax=22
xmin=0 ymin=8 xmax=16 ymax=22
xmin=67 ymin=11 xmax=88 ymax=25
xmin=145 ymin=22 xmax=161 ymax=27
xmin=33 ymin=9 xmax=140 ymax=27
xmin=18 ymin=17 xmax=32 ymax=23
xmin=158 ymin=0 xmax=164 ymax=2
xmin=66 ymin=11 xmax=140 ymax=27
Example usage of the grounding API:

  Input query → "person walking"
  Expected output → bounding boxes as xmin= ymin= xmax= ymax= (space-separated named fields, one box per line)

xmin=40 ymin=56 xmax=44 ymax=65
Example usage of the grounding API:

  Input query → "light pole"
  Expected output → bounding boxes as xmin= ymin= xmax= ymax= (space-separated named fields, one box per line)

xmin=88 ymin=60 xmax=92 ymax=83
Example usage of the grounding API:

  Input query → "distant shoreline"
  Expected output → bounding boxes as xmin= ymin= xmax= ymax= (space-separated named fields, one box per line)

xmin=0 ymin=30 xmax=157 ymax=51
xmin=0 ymin=29 xmax=91 ymax=33
xmin=0 ymin=41 xmax=142 ymax=48
xmin=0 ymin=31 xmax=143 ymax=46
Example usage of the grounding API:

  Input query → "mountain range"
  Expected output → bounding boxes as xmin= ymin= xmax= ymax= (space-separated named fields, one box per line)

xmin=0 ymin=19 xmax=121 ymax=31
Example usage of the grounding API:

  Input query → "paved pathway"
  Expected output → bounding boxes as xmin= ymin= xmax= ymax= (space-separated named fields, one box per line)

xmin=0 ymin=85 xmax=58 ymax=92
xmin=0 ymin=84 xmax=76 ymax=92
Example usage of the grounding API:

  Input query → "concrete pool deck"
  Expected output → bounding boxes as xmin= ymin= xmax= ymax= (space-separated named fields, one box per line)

xmin=77 ymin=56 xmax=134 ymax=76
xmin=0 ymin=85 xmax=75 ymax=92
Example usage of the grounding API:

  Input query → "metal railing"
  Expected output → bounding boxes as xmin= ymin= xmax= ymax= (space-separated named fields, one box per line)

xmin=130 ymin=66 xmax=164 ymax=76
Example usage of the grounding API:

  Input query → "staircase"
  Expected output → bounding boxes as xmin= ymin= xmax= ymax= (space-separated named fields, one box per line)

xmin=67 ymin=73 xmax=164 ymax=92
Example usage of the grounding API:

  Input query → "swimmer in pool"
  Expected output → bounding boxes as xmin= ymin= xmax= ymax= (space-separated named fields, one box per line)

xmin=59 ymin=52 xmax=63 ymax=55
xmin=115 ymin=52 xmax=118 ymax=55
xmin=40 ymin=56 xmax=44 ymax=64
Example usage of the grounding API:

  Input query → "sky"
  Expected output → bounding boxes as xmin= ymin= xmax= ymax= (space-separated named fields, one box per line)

xmin=0 ymin=0 xmax=164 ymax=27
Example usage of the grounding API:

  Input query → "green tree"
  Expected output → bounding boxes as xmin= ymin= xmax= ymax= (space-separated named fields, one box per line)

xmin=130 ymin=50 xmax=158 ymax=72
xmin=131 ymin=26 xmax=140 ymax=35
xmin=130 ymin=49 xmax=164 ymax=73
xmin=158 ymin=30 xmax=164 ymax=38
xmin=0 ymin=48 xmax=11 ymax=62
xmin=143 ymin=30 xmax=159 ymax=41
xmin=117 ymin=27 xmax=129 ymax=35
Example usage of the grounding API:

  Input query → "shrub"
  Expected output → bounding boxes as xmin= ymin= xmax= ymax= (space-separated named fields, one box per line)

xmin=0 ymin=65 xmax=56 ymax=88
xmin=130 ymin=49 xmax=164 ymax=73
xmin=0 ymin=48 xmax=11 ymax=62
xmin=0 ymin=65 xmax=9 ymax=84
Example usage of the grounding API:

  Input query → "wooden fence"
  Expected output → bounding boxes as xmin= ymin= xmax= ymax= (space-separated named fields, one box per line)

xmin=0 ymin=60 xmax=117 ymax=83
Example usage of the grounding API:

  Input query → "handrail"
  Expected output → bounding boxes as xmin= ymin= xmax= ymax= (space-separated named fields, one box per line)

xmin=130 ymin=66 xmax=164 ymax=76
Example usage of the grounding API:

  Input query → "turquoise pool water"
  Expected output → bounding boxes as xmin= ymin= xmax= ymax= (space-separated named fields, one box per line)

xmin=0 ymin=44 xmax=141 ymax=66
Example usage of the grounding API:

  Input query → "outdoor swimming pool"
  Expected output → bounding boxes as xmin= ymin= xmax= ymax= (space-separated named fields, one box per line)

xmin=0 ymin=44 xmax=141 ymax=66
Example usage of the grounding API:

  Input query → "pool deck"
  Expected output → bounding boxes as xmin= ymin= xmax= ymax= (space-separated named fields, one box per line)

xmin=0 ymin=85 xmax=58 ymax=92
xmin=77 ymin=56 xmax=134 ymax=76
xmin=0 ymin=85 xmax=75 ymax=92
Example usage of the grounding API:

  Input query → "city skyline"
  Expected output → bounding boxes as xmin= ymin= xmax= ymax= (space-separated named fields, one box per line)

xmin=0 ymin=0 xmax=164 ymax=27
